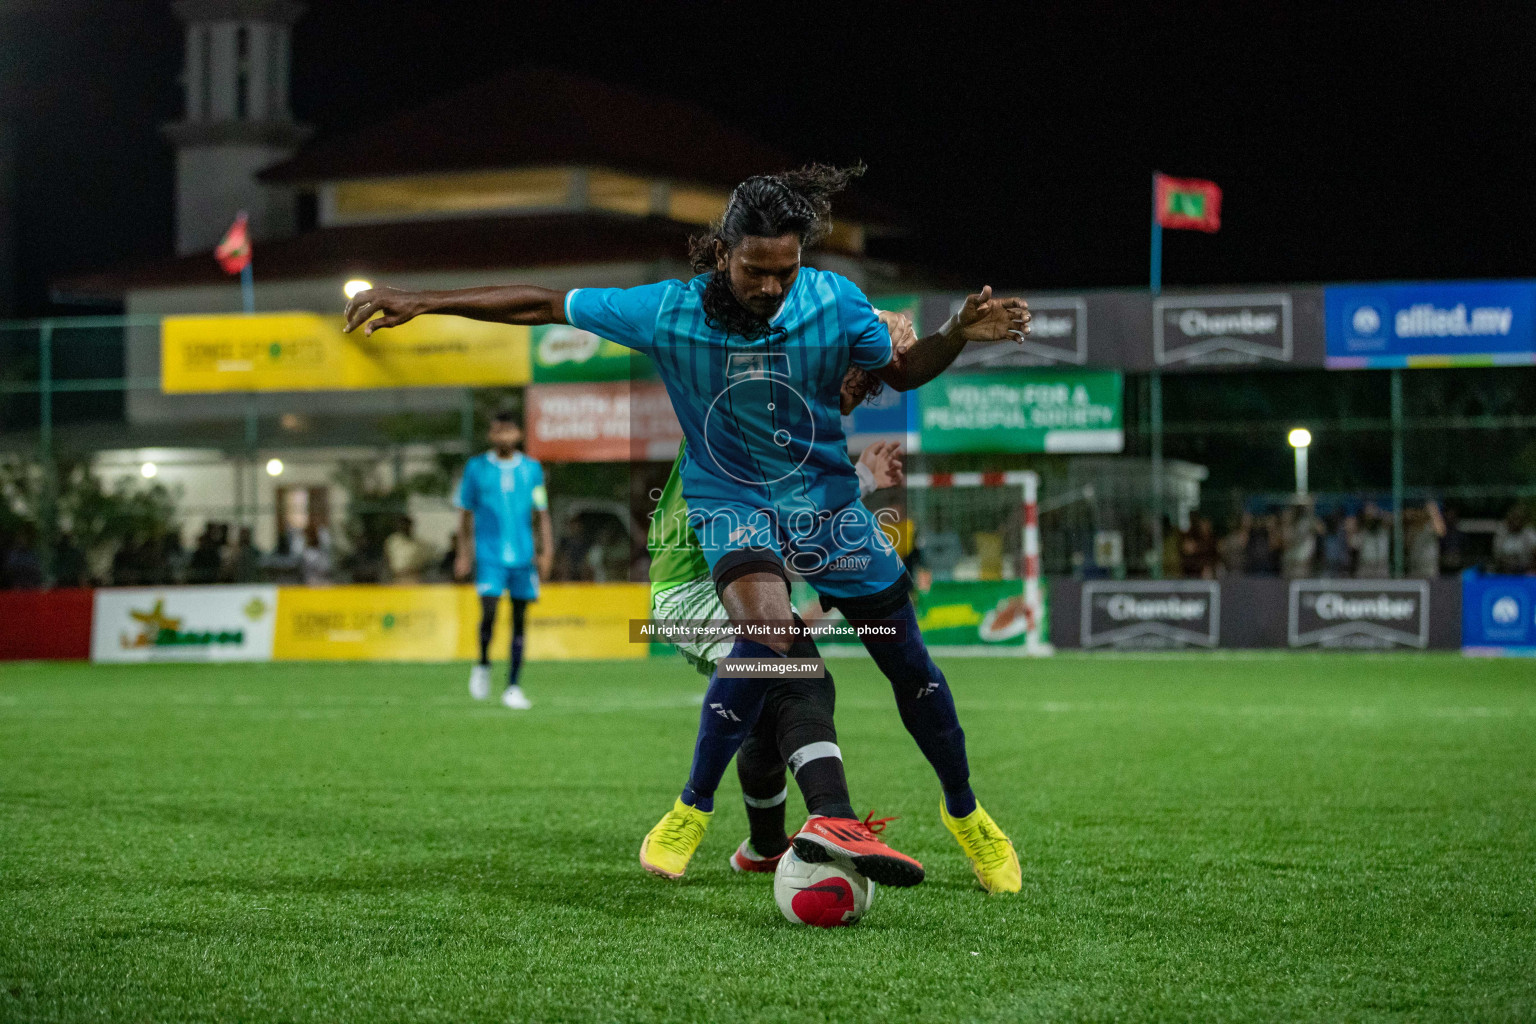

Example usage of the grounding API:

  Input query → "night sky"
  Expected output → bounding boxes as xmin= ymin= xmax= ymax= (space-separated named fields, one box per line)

xmin=2 ymin=1 xmax=1533 ymax=316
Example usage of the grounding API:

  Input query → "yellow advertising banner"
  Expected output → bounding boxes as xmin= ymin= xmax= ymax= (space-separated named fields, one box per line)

xmin=455 ymin=583 xmax=650 ymax=662
xmin=271 ymin=583 xmax=650 ymax=662
xmin=273 ymin=585 xmax=465 ymax=661
xmin=160 ymin=312 xmax=531 ymax=393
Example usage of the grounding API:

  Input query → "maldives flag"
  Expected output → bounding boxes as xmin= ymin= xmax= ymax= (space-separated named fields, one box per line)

xmin=214 ymin=212 xmax=252 ymax=274
xmin=1154 ymin=174 xmax=1222 ymax=233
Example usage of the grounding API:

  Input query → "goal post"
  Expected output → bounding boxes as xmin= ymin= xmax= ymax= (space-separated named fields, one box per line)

xmin=903 ymin=470 xmax=1053 ymax=656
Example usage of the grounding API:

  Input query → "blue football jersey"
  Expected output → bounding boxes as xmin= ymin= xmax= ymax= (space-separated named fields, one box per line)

xmin=455 ymin=451 xmax=547 ymax=567
xmin=565 ymin=269 xmax=892 ymax=514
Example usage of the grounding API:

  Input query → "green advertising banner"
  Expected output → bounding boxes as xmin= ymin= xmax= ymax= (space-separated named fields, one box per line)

xmin=871 ymin=293 xmax=922 ymax=326
xmin=915 ymin=579 xmax=1045 ymax=648
xmin=788 ymin=579 xmax=1045 ymax=651
xmin=531 ymin=324 xmax=653 ymax=383
xmin=916 ymin=368 xmax=1123 ymax=453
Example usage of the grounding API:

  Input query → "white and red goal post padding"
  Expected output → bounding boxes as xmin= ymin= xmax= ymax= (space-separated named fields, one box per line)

xmin=905 ymin=470 xmax=1052 ymax=656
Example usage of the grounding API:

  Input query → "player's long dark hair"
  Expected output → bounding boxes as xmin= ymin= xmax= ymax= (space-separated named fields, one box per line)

xmin=688 ymin=163 xmax=866 ymax=340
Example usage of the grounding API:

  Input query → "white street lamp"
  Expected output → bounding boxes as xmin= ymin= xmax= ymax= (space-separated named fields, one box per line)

xmin=343 ymin=279 xmax=373 ymax=299
xmin=140 ymin=462 xmax=158 ymax=479
xmin=265 ymin=458 xmax=284 ymax=477
xmin=1288 ymin=427 xmax=1312 ymax=496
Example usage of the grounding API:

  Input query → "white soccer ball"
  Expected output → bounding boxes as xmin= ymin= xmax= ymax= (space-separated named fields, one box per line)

xmin=773 ymin=847 xmax=876 ymax=927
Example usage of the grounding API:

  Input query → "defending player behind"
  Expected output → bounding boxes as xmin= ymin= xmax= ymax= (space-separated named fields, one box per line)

xmin=454 ymin=410 xmax=553 ymax=710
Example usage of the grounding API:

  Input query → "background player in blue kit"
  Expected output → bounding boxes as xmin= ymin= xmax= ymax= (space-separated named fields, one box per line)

xmin=454 ymin=410 xmax=553 ymax=710
xmin=343 ymin=165 xmax=1030 ymax=890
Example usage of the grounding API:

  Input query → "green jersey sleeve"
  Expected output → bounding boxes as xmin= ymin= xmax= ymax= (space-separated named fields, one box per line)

xmin=647 ymin=442 xmax=711 ymax=591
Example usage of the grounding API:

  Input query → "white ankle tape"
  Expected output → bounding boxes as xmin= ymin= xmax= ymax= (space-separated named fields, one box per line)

xmin=742 ymin=788 xmax=788 ymax=809
xmin=788 ymin=742 xmax=842 ymax=774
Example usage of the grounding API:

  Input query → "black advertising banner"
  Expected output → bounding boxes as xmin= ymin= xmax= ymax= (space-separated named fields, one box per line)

xmin=1156 ymin=293 xmax=1293 ymax=366
xmin=921 ymin=289 xmax=1325 ymax=372
xmin=1288 ymin=580 xmax=1429 ymax=649
xmin=1147 ymin=289 xmax=1326 ymax=370
xmin=1048 ymin=577 xmax=1460 ymax=649
xmin=1078 ymin=580 xmax=1220 ymax=649
xmin=922 ymin=294 xmax=1110 ymax=369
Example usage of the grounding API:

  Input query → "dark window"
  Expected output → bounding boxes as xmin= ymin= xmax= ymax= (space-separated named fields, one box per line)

xmin=235 ymin=26 xmax=249 ymax=119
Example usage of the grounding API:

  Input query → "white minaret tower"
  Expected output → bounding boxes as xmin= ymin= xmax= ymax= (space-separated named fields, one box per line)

xmin=163 ymin=0 xmax=311 ymax=255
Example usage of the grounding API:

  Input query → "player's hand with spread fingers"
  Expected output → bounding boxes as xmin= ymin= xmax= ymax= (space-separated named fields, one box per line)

xmin=343 ymin=286 xmax=429 ymax=336
xmin=858 ymin=440 xmax=905 ymax=490
xmin=954 ymin=285 xmax=1031 ymax=345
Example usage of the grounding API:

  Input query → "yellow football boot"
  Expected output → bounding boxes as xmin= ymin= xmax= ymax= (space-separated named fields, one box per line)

xmin=639 ymin=798 xmax=712 ymax=879
xmin=940 ymin=801 xmax=1021 ymax=894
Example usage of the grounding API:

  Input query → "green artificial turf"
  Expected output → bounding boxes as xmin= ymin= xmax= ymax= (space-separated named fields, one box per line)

xmin=2 ymin=653 xmax=1534 ymax=1023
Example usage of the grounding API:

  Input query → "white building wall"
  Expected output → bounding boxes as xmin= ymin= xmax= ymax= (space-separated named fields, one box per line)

xmin=174 ymin=144 xmax=298 ymax=255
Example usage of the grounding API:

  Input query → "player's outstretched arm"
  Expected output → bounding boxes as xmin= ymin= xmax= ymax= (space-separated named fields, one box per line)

xmin=343 ymin=285 xmax=568 ymax=336
xmin=874 ymin=286 xmax=1030 ymax=392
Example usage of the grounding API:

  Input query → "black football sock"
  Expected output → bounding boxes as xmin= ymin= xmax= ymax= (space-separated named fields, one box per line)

xmin=737 ymin=712 xmax=790 ymax=858
xmin=791 ymin=745 xmax=855 ymax=821
xmin=772 ymin=639 xmax=855 ymax=820
xmin=743 ymin=791 xmax=789 ymax=858
xmin=508 ymin=599 xmax=527 ymax=687
xmin=477 ymin=594 xmax=498 ymax=666
xmin=860 ymin=601 xmax=976 ymax=817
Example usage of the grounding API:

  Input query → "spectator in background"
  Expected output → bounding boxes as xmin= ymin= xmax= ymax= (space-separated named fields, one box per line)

xmin=110 ymin=535 xmax=139 ymax=586
xmin=4 ymin=526 xmax=43 ymax=589
xmin=226 ymin=527 xmax=263 ymax=583
xmin=554 ymin=513 xmax=593 ymax=582
xmin=1405 ymin=501 xmax=1446 ymax=578
xmin=1282 ymin=500 xmax=1323 ymax=579
xmin=1180 ymin=515 xmax=1218 ymax=579
xmin=1492 ymin=506 xmax=1536 ymax=575
xmin=1244 ymin=512 xmax=1280 ymax=576
xmin=385 ymin=515 xmax=433 ymax=584
xmin=1321 ymin=511 xmax=1355 ymax=578
xmin=1439 ymin=506 xmax=1467 ymax=575
xmin=1217 ymin=513 xmax=1249 ymax=576
xmin=160 ymin=529 xmax=186 ymax=584
xmin=1160 ymin=515 xmax=1183 ymax=578
xmin=1353 ymin=503 xmax=1392 ymax=578
xmin=187 ymin=524 xmax=223 ymax=584
xmin=300 ymin=523 xmax=332 ymax=586
xmin=53 ymin=531 xmax=88 ymax=587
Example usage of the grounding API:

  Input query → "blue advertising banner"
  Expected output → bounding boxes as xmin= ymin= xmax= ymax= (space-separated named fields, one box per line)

xmin=1462 ymin=573 xmax=1536 ymax=656
xmin=1325 ymin=281 xmax=1536 ymax=368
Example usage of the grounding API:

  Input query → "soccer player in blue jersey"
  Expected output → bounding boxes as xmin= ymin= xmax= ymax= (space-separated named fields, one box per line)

xmin=454 ymin=410 xmax=553 ymax=710
xmin=343 ymin=164 xmax=1031 ymax=891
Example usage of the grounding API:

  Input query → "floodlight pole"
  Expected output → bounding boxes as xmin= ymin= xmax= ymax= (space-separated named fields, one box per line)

xmin=1294 ymin=444 xmax=1308 ymax=497
xmin=240 ymin=262 xmax=255 ymax=315
xmin=38 ymin=320 xmax=55 ymax=586
xmin=1391 ymin=369 xmax=1405 ymax=577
